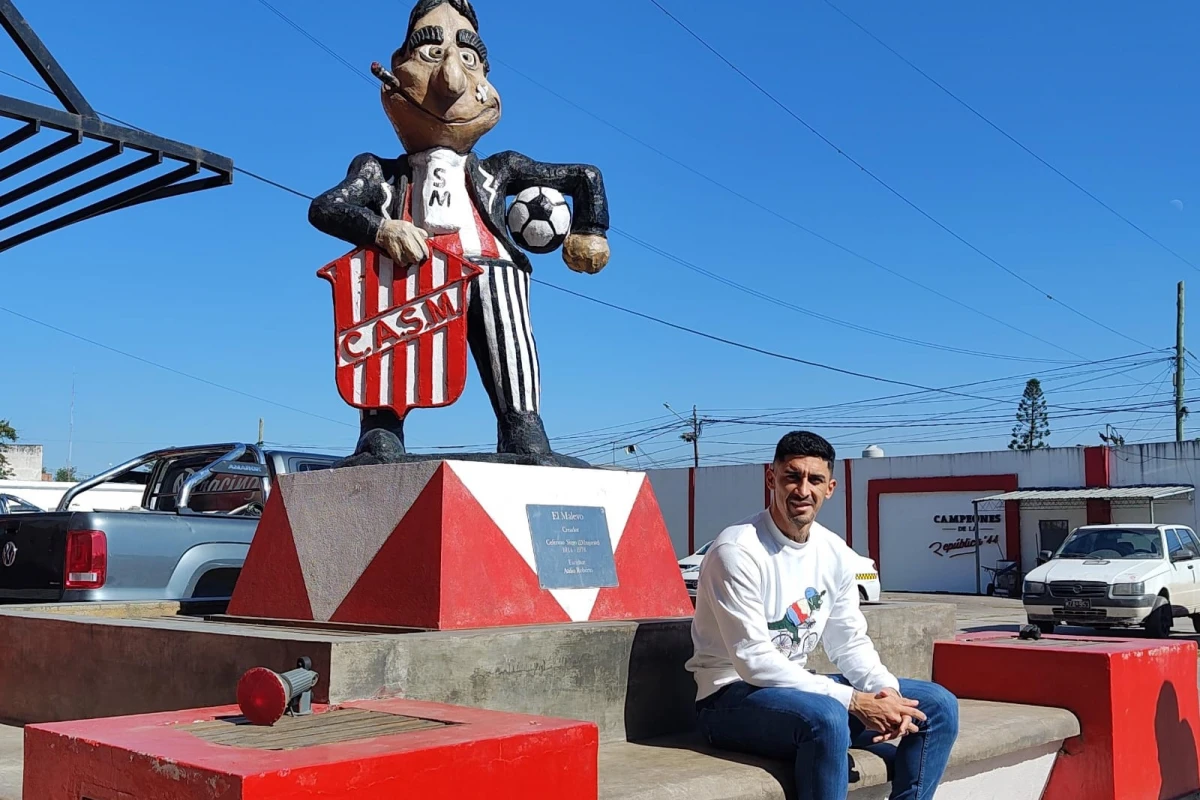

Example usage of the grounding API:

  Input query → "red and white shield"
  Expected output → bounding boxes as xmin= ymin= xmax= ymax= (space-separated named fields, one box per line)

xmin=317 ymin=240 xmax=483 ymax=417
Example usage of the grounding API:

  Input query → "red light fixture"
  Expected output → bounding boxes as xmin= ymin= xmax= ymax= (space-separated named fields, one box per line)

xmin=64 ymin=530 xmax=106 ymax=589
xmin=236 ymin=657 xmax=319 ymax=726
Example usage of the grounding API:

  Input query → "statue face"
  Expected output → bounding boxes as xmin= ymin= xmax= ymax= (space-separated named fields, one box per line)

xmin=383 ymin=3 xmax=500 ymax=154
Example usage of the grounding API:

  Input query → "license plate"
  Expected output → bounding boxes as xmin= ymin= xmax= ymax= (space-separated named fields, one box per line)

xmin=1065 ymin=598 xmax=1091 ymax=610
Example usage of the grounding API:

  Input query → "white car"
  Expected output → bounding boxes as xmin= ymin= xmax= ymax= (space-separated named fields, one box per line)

xmin=1022 ymin=523 xmax=1200 ymax=638
xmin=679 ymin=543 xmax=881 ymax=605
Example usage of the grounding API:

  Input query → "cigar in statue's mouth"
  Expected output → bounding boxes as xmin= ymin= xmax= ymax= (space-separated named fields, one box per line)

xmin=371 ymin=62 xmax=401 ymax=91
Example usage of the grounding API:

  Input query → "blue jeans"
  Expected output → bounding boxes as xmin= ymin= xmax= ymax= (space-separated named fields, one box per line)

xmin=697 ymin=677 xmax=959 ymax=800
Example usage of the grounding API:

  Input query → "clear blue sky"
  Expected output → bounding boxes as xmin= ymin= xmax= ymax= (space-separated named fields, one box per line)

xmin=2 ymin=0 xmax=1197 ymax=475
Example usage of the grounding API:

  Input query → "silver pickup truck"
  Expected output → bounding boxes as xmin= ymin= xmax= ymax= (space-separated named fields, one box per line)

xmin=0 ymin=443 xmax=338 ymax=604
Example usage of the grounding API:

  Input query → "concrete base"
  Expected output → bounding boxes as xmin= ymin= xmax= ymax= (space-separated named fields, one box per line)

xmin=25 ymin=698 xmax=597 ymax=799
xmin=0 ymin=600 xmax=955 ymax=742
xmin=226 ymin=460 xmax=693 ymax=629
xmin=598 ymin=699 xmax=1080 ymax=800
xmin=936 ymin=632 xmax=1200 ymax=800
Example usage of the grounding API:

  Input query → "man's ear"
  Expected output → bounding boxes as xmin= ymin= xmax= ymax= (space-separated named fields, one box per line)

xmin=825 ymin=477 xmax=838 ymax=500
xmin=764 ymin=465 xmax=775 ymax=498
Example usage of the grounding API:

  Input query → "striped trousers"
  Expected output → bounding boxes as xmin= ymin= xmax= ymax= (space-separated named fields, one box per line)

xmin=359 ymin=259 xmax=542 ymax=444
xmin=466 ymin=259 xmax=541 ymax=417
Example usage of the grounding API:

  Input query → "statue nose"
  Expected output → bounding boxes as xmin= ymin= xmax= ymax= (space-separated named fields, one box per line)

xmin=432 ymin=54 xmax=468 ymax=102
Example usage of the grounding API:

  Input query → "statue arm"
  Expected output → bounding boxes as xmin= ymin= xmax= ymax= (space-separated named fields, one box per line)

xmin=308 ymin=153 xmax=391 ymax=249
xmin=486 ymin=151 xmax=609 ymax=237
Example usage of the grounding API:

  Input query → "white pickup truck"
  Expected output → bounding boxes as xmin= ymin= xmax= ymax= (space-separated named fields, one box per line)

xmin=1022 ymin=523 xmax=1200 ymax=637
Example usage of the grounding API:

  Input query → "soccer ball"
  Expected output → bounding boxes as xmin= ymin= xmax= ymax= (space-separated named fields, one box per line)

xmin=507 ymin=187 xmax=571 ymax=254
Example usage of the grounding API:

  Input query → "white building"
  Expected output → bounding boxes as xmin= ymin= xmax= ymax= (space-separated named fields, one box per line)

xmin=647 ymin=441 xmax=1200 ymax=595
xmin=0 ymin=444 xmax=43 ymax=481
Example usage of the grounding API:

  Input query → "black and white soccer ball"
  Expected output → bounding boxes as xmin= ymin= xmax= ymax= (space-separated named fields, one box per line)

xmin=507 ymin=187 xmax=572 ymax=254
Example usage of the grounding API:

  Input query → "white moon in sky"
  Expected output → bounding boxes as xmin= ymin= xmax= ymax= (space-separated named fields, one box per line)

xmin=1171 ymin=199 xmax=1184 ymax=211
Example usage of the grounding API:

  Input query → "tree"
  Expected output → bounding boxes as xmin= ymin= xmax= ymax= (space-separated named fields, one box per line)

xmin=54 ymin=466 xmax=78 ymax=482
xmin=0 ymin=419 xmax=16 ymax=480
xmin=1009 ymin=379 xmax=1050 ymax=450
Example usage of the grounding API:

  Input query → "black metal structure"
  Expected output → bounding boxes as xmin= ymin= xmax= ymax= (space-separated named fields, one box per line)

xmin=0 ymin=0 xmax=233 ymax=253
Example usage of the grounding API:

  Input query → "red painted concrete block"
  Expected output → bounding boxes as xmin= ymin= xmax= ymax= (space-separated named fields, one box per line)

xmin=227 ymin=460 xmax=692 ymax=630
xmin=24 ymin=697 xmax=598 ymax=799
xmin=934 ymin=632 xmax=1200 ymax=800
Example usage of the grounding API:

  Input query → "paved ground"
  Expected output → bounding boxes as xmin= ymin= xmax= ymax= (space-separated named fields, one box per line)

xmin=884 ymin=591 xmax=1200 ymax=638
xmin=0 ymin=594 xmax=1192 ymax=799
xmin=0 ymin=725 xmax=20 ymax=800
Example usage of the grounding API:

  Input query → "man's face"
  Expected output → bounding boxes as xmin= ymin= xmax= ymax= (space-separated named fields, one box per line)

xmin=383 ymin=4 xmax=500 ymax=153
xmin=767 ymin=456 xmax=836 ymax=528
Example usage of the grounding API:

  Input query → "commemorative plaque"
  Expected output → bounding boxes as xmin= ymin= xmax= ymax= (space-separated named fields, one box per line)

xmin=526 ymin=505 xmax=618 ymax=590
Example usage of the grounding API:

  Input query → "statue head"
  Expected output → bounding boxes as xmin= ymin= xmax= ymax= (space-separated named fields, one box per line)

xmin=377 ymin=0 xmax=500 ymax=154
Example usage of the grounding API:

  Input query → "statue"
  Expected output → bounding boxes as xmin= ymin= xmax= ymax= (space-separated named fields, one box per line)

xmin=308 ymin=0 xmax=611 ymax=469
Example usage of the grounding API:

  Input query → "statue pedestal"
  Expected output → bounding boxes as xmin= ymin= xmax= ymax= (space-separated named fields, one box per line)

xmin=226 ymin=461 xmax=693 ymax=630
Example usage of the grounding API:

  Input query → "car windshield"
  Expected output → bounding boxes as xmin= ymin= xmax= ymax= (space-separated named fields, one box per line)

xmin=696 ymin=541 xmax=712 ymax=555
xmin=1055 ymin=529 xmax=1162 ymax=560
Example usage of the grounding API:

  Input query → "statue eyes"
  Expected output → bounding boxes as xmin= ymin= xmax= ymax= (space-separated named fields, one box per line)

xmin=415 ymin=44 xmax=481 ymax=70
xmin=417 ymin=44 xmax=444 ymax=63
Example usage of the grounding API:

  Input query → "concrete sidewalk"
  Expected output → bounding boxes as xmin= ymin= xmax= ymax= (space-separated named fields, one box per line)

xmin=884 ymin=591 xmax=1200 ymax=637
xmin=0 ymin=724 xmax=21 ymax=800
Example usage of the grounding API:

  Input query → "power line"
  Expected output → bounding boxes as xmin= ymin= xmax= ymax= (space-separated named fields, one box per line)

xmin=0 ymin=22 xmax=1158 ymax=441
xmin=492 ymin=59 xmax=1081 ymax=359
xmin=228 ymin=0 xmax=1087 ymax=359
xmin=699 ymin=351 xmax=1167 ymax=424
xmin=646 ymin=0 xmax=1154 ymax=351
xmin=251 ymin=0 xmax=376 ymax=86
xmin=611 ymin=227 xmax=1073 ymax=364
xmin=0 ymin=304 xmax=354 ymax=429
xmin=0 ymin=71 xmax=1076 ymax=377
xmin=821 ymin=0 xmax=1200 ymax=276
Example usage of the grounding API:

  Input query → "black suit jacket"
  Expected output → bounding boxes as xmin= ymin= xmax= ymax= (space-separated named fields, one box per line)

xmin=308 ymin=149 xmax=609 ymax=273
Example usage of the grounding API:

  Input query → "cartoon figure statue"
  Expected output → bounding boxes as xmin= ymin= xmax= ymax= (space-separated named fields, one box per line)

xmin=308 ymin=0 xmax=610 ymax=467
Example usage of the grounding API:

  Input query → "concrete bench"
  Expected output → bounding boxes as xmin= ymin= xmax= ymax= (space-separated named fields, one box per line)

xmin=599 ymin=699 xmax=1081 ymax=800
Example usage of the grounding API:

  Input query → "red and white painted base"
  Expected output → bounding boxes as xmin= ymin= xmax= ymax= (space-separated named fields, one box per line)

xmin=24 ymin=698 xmax=598 ymax=800
xmin=934 ymin=632 xmax=1200 ymax=800
xmin=226 ymin=460 xmax=693 ymax=630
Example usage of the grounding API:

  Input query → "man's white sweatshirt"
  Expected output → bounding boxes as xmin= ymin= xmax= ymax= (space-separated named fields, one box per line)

xmin=685 ymin=509 xmax=899 ymax=709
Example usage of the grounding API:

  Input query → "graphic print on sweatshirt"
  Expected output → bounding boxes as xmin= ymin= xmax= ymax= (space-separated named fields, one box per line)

xmin=768 ymin=587 xmax=827 ymax=657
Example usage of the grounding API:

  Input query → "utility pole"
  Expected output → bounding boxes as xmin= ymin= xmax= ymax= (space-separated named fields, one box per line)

xmin=257 ymin=418 xmax=265 ymax=447
xmin=667 ymin=402 xmax=700 ymax=465
xmin=689 ymin=405 xmax=700 ymax=469
xmin=67 ymin=371 xmax=75 ymax=471
xmin=1178 ymin=281 xmax=1187 ymax=442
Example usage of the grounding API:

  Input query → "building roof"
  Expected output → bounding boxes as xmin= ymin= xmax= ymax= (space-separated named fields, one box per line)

xmin=974 ymin=485 xmax=1194 ymax=504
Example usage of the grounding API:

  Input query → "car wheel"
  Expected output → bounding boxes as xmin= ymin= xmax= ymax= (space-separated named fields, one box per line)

xmin=1145 ymin=597 xmax=1173 ymax=638
xmin=1034 ymin=621 xmax=1056 ymax=635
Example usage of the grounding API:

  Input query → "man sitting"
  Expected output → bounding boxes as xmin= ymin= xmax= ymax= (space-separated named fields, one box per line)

xmin=686 ymin=431 xmax=960 ymax=800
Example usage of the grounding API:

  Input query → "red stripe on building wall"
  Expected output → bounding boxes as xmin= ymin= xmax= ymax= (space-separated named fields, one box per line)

xmin=867 ymin=474 xmax=1020 ymax=579
xmin=688 ymin=467 xmax=696 ymax=555
xmin=1084 ymin=446 xmax=1113 ymax=524
xmin=843 ymin=459 xmax=854 ymax=549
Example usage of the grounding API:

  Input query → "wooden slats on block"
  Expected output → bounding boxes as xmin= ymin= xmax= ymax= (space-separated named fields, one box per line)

xmin=179 ymin=708 xmax=452 ymax=750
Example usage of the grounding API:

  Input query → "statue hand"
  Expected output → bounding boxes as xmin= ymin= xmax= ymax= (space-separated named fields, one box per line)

xmin=375 ymin=219 xmax=429 ymax=267
xmin=563 ymin=233 xmax=609 ymax=275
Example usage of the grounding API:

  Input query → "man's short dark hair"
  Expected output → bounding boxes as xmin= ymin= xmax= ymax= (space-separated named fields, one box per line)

xmin=773 ymin=431 xmax=836 ymax=471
